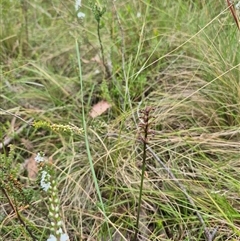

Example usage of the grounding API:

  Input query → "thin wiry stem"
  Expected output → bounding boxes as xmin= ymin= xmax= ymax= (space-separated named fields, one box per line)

xmin=133 ymin=136 xmax=147 ymax=241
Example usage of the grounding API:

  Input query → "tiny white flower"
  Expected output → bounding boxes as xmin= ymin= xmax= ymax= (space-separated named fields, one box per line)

xmin=60 ymin=233 xmax=69 ymax=241
xmin=56 ymin=228 xmax=63 ymax=235
xmin=35 ymin=153 xmax=45 ymax=163
xmin=42 ymin=182 xmax=51 ymax=191
xmin=47 ymin=234 xmax=57 ymax=241
xmin=41 ymin=170 xmax=47 ymax=178
xmin=137 ymin=12 xmax=141 ymax=18
xmin=40 ymin=171 xmax=51 ymax=191
xmin=57 ymin=220 xmax=62 ymax=226
xmin=77 ymin=12 xmax=85 ymax=19
xmin=55 ymin=206 xmax=59 ymax=213
xmin=95 ymin=69 xmax=100 ymax=74
xmin=50 ymin=203 xmax=55 ymax=211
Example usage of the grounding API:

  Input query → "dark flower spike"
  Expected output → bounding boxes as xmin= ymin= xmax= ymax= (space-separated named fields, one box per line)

xmin=134 ymin=106 xmax=155 ymax=240
xmin=138 ymin=106 xmax=155 ymax=144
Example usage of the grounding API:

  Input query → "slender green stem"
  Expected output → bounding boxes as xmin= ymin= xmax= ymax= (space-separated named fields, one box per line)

xmin=75 ymin=39 xmax=112 ymax=241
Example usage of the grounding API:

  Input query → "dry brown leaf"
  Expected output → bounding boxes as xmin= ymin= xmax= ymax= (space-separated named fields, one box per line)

xmin=24 ymin=155 xmax=38 ymax=179
xmin=89 ymin=100 xmax=111 ymax=118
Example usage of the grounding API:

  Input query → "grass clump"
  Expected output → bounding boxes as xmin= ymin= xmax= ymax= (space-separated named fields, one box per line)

xmin=1 ymin=0 xmax=240 ymax=240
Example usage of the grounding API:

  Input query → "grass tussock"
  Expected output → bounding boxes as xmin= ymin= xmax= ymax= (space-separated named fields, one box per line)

xmin=1 ymin=0 xmax=240 ymax=240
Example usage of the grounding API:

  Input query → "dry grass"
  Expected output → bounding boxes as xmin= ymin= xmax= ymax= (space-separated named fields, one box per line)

xmin=1 ymin=0 xmax=240 ymax=240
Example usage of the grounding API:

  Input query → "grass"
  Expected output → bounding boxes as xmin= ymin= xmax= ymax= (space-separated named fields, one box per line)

xmin=1 ymin=0 xmax=240 ymax=240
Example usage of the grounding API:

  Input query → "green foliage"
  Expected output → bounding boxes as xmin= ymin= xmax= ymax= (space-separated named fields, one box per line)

xmin=0 ymin=146 xmax=42 ymax=240
xmin=0 ymin=146 xmax=26 ymax=204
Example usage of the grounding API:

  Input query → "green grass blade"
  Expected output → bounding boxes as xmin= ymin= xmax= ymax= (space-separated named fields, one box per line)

xmin=75 ymin=39 xmax=112 ymax=241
